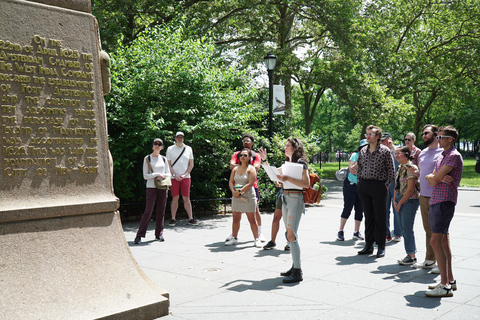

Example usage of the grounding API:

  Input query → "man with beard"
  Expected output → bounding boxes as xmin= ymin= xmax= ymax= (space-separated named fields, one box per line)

xmin=409 ymin=125 xmax=443 ymax=271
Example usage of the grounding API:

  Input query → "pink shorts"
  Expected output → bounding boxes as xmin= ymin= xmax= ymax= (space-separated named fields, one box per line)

xmin=170 ymin=178 xmax=191 ymax=198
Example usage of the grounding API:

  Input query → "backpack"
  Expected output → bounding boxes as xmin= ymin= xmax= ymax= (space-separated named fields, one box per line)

xmin=303 ymin=173 xmax=321 ymax=204
xmin=335 ymin=167 xmax=349 ymax=181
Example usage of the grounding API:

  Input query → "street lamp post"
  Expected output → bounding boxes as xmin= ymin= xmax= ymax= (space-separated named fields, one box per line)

xmin=264 ymin=53 xmax=277 ymax=141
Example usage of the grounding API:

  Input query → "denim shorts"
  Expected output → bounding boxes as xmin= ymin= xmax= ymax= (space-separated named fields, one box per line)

xmin=429 ymin=201 xmax=455 ymax=234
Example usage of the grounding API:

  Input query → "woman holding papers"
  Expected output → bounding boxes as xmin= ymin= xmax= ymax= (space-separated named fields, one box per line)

xmin=227 ymin=149 xmax=262 ymax=248
xmin=276 ymin=138 xmax=310 ymax=283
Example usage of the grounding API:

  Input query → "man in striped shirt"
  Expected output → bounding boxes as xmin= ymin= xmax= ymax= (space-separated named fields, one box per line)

xmin=357 ymin=125 xmax=395 ymax=258
xmin=425 ymin=126 xmax=463 ymax=298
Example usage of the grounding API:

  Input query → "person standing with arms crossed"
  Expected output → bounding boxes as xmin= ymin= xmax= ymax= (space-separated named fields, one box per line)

xmin=167 ymin=132 xmax=197 ymax=226
xmin=425 ymin=126 xmax=462 ymax=297
xmin=409 ymin=124 xmax=443 ymax=271
xmin=357 ymin=125 xmax=395 ymax=258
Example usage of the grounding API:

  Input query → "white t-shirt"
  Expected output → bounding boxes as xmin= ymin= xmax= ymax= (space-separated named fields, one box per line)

xmin=143 ymin=155 xmax=171 ymax=189
xmin=166 ymin=144 xmax=194 ymax=178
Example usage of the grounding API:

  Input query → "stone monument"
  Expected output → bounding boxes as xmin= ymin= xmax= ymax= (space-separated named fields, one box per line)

xmin=0 ymin=0 xmax=169 ymax=318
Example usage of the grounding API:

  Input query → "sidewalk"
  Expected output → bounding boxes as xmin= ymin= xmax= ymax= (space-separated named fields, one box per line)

xmin=123 ymin=180 xmax=480 ymax=320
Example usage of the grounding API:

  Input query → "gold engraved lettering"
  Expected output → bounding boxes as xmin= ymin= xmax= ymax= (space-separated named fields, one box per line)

xmin=4 ymin=167 xmax=27 ymax=176
xmin=33 ymin=76 xmax=45 ymax=84
xmin=86 ymin=147 xmax=97 ymax=155
xmin=1 ymin=116 xmax=16 ymax=123
xmin=36 ymin=46 xmax=58 ymax=56
xmin=55 ymin=166 xmax=71 ymax=175
xmin=4 ymin=157 xmax=57 ymax=166
xmin=14 ymin=62 xmax=37 ymax=73
xmin=53 ymin=87 xmax=94 ymax=97
xmin=0 ymin=61 xmax=13 ymax=71
xmin=2 ymin=137 xmax=21 ymax=144
xmin=25 ymin=96 xmax=39 ymax=104
xmin=2 ymin=125 xmax=32 ymax=134
xmin=0 ymin=51 xmax=44 ymax=64
xmin=23 ymin=116 xmax=63 ymax=125
xmin=68 ymin=147 xmax=84 ymax=155
xmin=87 ymin=157 xmax=98 ymax=164
xmin=78 ymin=165 xmax=98 ymax=174
xmin=3 ymin=146 xmax=27 ymax=155
xmin=2 ymin=94 xmax=18 ymax=103
xmin=21 ymin=84 xmax=42 ymax=94
xmin=52 ymin=126 xmax=96 ymax=136
xmin=1 ymin=83 xmax=12 ymax=91
xmin=25 ymin=106 xmax=67 ymax=115
xmin=1 ymin=105 xmax=15 ymax=113
xmin=38 ymin=65 xmax=58 ymax=76
xmin=30 ymin=137 xmax=83 ymax=145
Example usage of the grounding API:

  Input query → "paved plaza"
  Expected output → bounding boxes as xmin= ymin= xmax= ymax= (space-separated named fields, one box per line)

xmin=123 ymin=179 xmax=480 ymax=320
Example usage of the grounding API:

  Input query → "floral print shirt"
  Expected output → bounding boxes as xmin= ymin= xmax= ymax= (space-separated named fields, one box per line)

xmin=395 ymin=161 xmax=420 ymax=199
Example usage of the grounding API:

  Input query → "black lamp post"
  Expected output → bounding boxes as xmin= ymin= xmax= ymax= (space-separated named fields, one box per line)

xmin=264 ymin=53 xmax=277 ymax=141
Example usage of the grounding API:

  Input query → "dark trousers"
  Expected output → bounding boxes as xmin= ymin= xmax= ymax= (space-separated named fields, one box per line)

xmin=341 ymin=179 xmax=363 ymax=221
xmin=357 ymin=179 xmax=388 ymax=249
xmin=136 ymin=188 xmax=167 ymax=238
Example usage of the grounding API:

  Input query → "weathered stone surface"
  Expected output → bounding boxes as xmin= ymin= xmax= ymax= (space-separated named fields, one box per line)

xmin=0 ymin=1 xmax=169 ymax=318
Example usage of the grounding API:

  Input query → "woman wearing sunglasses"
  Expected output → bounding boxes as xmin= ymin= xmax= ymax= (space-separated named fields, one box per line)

xmin=404 ymin=132 xmax=421 ymax=166
xmin=227 ymin=148 xmax=261 ymax=248
xmin=276 ymin=138 xmax=310 ymax=283
xmin=393 ymin=146 xmax=420 ymax=265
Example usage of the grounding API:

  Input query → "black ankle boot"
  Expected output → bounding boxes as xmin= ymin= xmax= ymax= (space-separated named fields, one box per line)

xmin=280 ymin=265 xmax=294 ymax=277
xmin=283 ymin=268 xmax=303 ymax=283
xmin=358 ymin=243 xmax=374 ymax=255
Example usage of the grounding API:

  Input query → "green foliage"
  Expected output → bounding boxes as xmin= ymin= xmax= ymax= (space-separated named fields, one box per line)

xmin=106 ymin=24 xmax=265 ymax=201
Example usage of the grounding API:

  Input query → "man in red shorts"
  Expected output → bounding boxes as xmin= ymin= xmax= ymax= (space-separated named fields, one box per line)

xmin=167 ymin=132 xmax=197 ymax=226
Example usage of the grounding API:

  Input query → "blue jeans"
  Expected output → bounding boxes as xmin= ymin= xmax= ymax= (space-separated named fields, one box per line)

xmin=387 ymin=184 xmax=402 ymax=237
xmin=282 ymin=192 xmax=304 ymax=269
xmin=397 ymin=193 xmax=419 ymax=255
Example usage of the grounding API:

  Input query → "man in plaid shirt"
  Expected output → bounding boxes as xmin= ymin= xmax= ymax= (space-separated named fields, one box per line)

xmin=425 ymin=126 xmax=463 ymax=297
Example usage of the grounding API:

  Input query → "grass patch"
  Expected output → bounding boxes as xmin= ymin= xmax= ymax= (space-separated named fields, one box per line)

xmin=312 ymin=159 xmax=480 ymax=188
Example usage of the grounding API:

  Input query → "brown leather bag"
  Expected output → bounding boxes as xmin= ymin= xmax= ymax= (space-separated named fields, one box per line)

xmin=303 ymin=173 xmax=321 ymax=204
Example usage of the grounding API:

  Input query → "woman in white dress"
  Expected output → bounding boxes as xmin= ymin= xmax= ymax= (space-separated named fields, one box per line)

xmin=226 ymin=148 xmax=261 ymax=248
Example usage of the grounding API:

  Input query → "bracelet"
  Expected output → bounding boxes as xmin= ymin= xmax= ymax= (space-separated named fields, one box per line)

xmin=262 ymin=159 xmax=267 ymax=163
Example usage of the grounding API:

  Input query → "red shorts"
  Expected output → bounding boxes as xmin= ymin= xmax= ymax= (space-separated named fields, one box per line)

xmin=170 ymin=178 xmax=191 ymax=198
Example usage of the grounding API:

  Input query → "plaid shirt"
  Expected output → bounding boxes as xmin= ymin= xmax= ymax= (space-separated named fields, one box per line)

xmin=430 ymin=147 xmax=463 ymax=205
xmin=357 ymin=143 xmax=395 ymax=189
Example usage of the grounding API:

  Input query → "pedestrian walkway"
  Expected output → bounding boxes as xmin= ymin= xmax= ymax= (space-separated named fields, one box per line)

xmin=123 ymin=180 xmax=480 ymax=320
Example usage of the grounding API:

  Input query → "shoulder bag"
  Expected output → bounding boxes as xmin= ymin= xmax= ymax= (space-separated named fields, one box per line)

xmin=146 ymin=155 xmax=172 ymax=190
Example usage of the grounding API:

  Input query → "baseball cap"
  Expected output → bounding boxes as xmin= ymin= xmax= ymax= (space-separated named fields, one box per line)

xmin=175 ymin=131 xmax=184 ymax=137
xmin=381 ymin=132 xmax=392 ymax=140
xmin=153 ymin=138 xmax=163 ymax=144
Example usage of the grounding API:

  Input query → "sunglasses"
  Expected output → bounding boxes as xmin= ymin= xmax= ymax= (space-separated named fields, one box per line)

xmin=153 ymin=143 xmax=162 ymax=146
xmin=422 ymin=132 xmax=432 ymax=136
xmin=239 ymin=154 xmax=249 ymax=157
xmin=436 ymin=135 xmax=453 ymax=141
xmin=404 ymin=138 xmax=412 ymax=142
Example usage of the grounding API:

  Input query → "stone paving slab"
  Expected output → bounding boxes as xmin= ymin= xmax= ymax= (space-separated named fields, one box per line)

xmin=123 ymin=179 xmax=480 ymax=319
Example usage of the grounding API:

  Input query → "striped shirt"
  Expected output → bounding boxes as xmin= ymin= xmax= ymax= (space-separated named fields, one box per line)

xmin=357 ymin=143 xmax=395 ymax=189
xmin=430 ymin=147 xmax=463 ymax=205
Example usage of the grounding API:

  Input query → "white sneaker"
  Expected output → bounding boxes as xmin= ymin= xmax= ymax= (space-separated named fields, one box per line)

xmin=254 ymin=238 xmax=262 ymax=248
xmin=225 ymin=238 xmax=238 ymax=246
xmin=225 ymin=234 xmax=234 ymax=241
xmin=425 ymin=283 xmax=453 ymax=297
xmin=258 ymin=233 xmax=266 ymax=242
xmin=428 ymin=280 xmax=457 ymax=291
xmin=413 ymin=260 xmax=436 ymax=269
xmin=430 ymin=266 xmax=440 ymax=274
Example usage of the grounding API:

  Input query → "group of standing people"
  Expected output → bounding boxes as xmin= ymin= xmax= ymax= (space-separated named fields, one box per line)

xmin=133 ymin=124 xmax=463 ymax=293
xmin=133 ymin=132 xmax=197 ymax=245
xmin=339 ymin=124 xmax=462 ymax=297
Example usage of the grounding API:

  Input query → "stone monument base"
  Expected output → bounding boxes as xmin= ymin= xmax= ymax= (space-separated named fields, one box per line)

xmin=0 ymin=211 xmax=169 ymax=319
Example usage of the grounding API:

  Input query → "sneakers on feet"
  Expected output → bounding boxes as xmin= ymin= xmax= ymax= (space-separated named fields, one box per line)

xmin=258 ymin=233 xmax=266 ymax=242
xmin=169 ymin=219 xmax=176 ymax=226
xmin=284 ymin=243 xmax=291 ymax=251
xmin=428 ymin=280 xmax=457 ymax=291
xmin=431 ymin=266 xmax=440 ymax=274
xmin=413 ymin=260 xmax=436 ymax=269
xmin=425 ymin=283 xmax=453 ymax=297
xmin=386 ymin=236 xmax=392 ymax=243
xmin=155 ymin=235 xmax=165 ymax=242
xmin=393 ymin=236 xmax=402 ymax=242
xmin=225 ymin=237 xmax=238 ymax=246
xmin=189 ymin=219 xmax=198 ymax=225
xmin=254 ymin=238 xmax=262 ymax=248
xmin=337 ymin=230 xmax=345 ymax=241
xmin=353 ymin=231 xmax=364 ymax=240
xmin=263 ymin=240 xmax=276 ymax=250
xmin=398 ymin=255 xmax=417 ymax=265
xmin=134 ymin=236 xmax=141 ymax=244
xmin=226 ymin=234 xmax=234 ymax=241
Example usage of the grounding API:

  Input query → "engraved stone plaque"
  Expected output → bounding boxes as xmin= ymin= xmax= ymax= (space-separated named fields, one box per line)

xmin=0 ymin=1 xmax=169 ymax=319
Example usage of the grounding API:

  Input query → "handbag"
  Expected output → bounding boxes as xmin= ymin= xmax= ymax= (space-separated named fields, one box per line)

xmin=145 ymin=155 xmax=171 ymax=190
xmin=335 ymin=167 xmax=349 ymax=181
xmin=303 ymin=173 xmax=321 ymax=204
